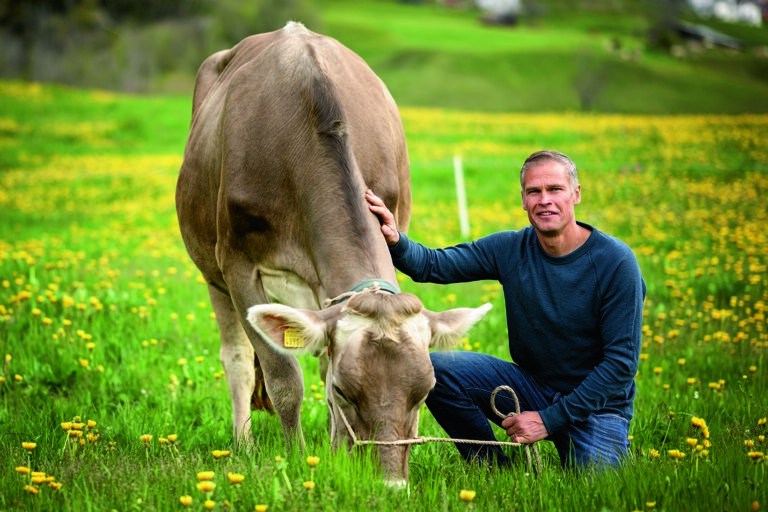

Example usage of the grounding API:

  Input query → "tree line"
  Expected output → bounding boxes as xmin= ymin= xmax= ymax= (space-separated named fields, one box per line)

xmin=0 ymin=0 xmax=318 ymax=92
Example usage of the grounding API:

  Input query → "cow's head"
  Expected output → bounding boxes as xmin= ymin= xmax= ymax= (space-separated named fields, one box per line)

xmin=246 ymin=289 xmax=491 ymax=486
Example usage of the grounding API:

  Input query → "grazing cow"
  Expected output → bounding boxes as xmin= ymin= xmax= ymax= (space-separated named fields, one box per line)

xmin=176 ymin=22 xmax=490 ymax=484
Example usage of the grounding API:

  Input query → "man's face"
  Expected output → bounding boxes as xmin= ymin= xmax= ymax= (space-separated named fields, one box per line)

xmin=521 ymin=159 xmax=581 ymax=237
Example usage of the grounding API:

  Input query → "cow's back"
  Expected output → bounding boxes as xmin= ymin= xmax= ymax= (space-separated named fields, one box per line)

xmin=177 ymin=22 xmax=410 ymax=304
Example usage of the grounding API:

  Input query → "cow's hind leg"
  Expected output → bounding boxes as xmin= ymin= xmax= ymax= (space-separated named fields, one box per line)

xmin=208 ymin=285 xmax=257 ymax=446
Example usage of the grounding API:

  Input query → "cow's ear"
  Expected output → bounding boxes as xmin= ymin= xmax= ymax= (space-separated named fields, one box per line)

xmin=246 ymin=304 xmax=330 ymax=356
xmin=423 ymin=303 xmax=492 ymax=348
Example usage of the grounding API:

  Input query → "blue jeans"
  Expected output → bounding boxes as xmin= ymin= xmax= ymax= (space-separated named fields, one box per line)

xmin=425 ymin=351 xmax=630 ymax=469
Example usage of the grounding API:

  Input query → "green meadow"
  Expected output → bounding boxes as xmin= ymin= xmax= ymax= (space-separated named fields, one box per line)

xmin=1 ymin=3 xmax=768 ymax=510
xmin=1 ymin=79 xmax=767 ymax=510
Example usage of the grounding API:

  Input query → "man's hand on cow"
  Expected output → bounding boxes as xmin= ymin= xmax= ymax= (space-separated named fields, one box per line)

xmin=365 ymin=189 xmax=400 ymax=246
xmin=501 ymin=411 xmax=549 ymax=444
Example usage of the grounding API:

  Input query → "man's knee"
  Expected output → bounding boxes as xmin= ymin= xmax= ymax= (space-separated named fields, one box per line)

xmin=556 ymin=413 xmax=630 ymax=469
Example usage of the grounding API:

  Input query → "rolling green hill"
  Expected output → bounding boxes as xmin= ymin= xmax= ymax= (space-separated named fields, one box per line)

xmin=310 ymin=0 xmax=768 ymax=113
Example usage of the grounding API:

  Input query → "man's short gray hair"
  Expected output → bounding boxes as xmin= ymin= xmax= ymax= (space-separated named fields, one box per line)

xmin=520 ymin=150 xmax=579 ymax=190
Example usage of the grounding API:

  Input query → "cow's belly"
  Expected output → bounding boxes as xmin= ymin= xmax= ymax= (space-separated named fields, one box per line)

xmin=259 ymin=267 xmax=319 ymax=310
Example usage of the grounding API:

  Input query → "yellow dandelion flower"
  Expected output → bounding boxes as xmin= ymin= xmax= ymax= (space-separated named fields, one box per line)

xmin=14 ymin=374 xmax=23 ymax=382
xmin=22 ymin=442 xmax=36 ymax=451
xmin=274 ymin=456 xmax=284 ymax=462
xmin=751 ymin=501 xmax=759 ymax=512
xmin=87 ymin=420 xmax=97 ymax=428
xmin=648 ymin=449 xmax=660 ymax=458
xmin=196 ymin=481 xmax=216 ymax=493
xmin=227 ymin=472 xmax=245 ymax=484
xmin=255 ymin=505 xmax=269 ymax=512
xmin=72 ymin=422 xmax=85 ymax=430
xmin=16 ymin=466 xmax=31 ymax=474
xmin=212 ymin=449 xmax=231 ymax=459
xmin=686 ymin=438 xmax=698 ymax=448
xmin=79 ymin=358 xmax=89 ymax=368
xmin=748 ymin=451 xmax=765 ymax=460
xmin=646 ymin=502 xmax=656 ymax=509
xmin=668 ymin=449 xmax=686 ymax=460
xmin=205 ymin=500 xmax=216 ymax=510
xmin=746 ymin=440 xmax=756 ymax=448
xmin=678 ymin=359 xmax=685 ymax=366
xmin=704 ymin=439 xmax=712 ymax=447
xmin=23 ymin=485 xmax=39 ymax=495
xmin=197 ymin=471 xmax=215 ymax=481
xmin=140 ymin=434 xmax=152 ymax=443
xmin=306 ymin=455 xmax=320 ymax=467
xmin=460 ymin=489 xmax=477 ymax=502
xmin=180 ymin=496 xmax=193 ymax=506
xmin=750 ymin=366 xmax=758 ymax=373
xmin=227 ymin=473 xmax=245 ymax=485
xmin=158 ymin=437 xmax=168 ymax=445
xmin=168 ymin=434 xmax=178 ymax=443
xmin=303 ymin=481 xmax=315 ymax=490
xmin=687 ymin=378 xmax=696 ymax=385
xmin=31 ymin=475 xmax=47 ymax=485
xmin=50 ymin=481 xmax=62 ymax=490
xmin=653 ymin=367 xmax=662 ymax=375
xmin=758 ymin=418 xmax=767 ymax=426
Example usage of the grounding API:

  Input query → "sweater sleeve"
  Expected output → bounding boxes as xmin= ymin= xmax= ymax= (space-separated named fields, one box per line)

xmin=389 ymin=232 xmax=503 ymax=283
xmin=539 ymin=247 xmax=646 ymax=433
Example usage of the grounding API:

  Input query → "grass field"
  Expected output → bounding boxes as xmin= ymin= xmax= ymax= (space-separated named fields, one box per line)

xmin=1 ymin=77 xmax=767 ymax=511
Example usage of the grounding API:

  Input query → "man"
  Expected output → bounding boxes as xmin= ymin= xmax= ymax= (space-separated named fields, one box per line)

xmin=366 ymin=150 xmax=645 ymax=469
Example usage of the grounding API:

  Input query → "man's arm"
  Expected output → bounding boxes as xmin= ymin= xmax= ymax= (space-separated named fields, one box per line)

xmin=367 ymin=189 xmax=505 ymax=283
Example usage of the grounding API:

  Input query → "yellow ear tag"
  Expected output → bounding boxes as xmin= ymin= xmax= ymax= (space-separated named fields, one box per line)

xmin=283 ymin=327 xmax=305 ymax=348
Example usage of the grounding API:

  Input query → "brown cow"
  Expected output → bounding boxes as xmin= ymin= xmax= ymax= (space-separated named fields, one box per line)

xmin=176 ymin=22 xmax=490 ymax=484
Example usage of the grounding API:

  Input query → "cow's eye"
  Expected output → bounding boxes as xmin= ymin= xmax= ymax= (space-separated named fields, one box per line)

xmin=332 ymin=384 xmax=350 ymax=403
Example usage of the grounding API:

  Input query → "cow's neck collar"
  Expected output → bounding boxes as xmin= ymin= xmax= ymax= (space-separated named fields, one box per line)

xmin=324 ymin=278 xmax=398 ymax=308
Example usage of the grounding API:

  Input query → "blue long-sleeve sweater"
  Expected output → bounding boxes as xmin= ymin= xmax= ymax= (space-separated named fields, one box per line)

xmin=389 ymin=222 xmax=646 ymax=434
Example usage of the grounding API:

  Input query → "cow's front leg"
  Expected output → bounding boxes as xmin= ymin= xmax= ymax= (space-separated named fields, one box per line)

xmin=208 ymin=285 xmax=255 ymax=446
xmin=253 ymin=341 xmax=306 ymax=452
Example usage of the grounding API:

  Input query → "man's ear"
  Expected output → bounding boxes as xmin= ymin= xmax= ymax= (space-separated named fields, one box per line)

xmin=422 ymin=303 xmax=492 ymax=349
xmin=246 ymin=304 xmax=342 ymax=356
